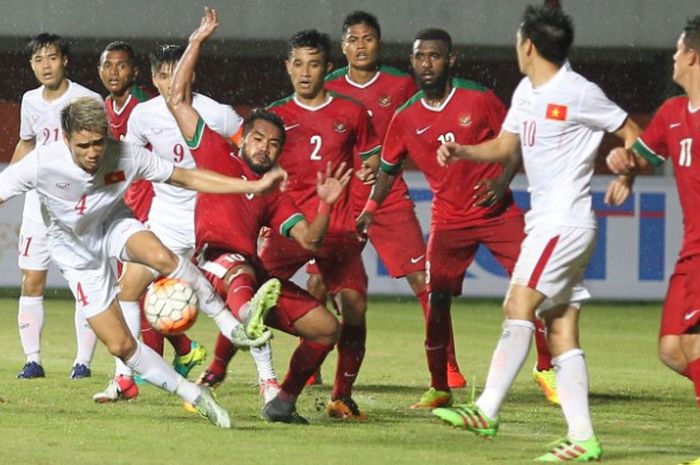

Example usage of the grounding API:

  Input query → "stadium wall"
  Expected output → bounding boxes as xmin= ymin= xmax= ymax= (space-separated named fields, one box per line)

xmin=0 ymin=167 xmax=680 ymax=300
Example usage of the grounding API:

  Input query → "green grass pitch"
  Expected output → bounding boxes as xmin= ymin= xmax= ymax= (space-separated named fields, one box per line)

xmin=0 ymin=296 xmax=697 ymax=465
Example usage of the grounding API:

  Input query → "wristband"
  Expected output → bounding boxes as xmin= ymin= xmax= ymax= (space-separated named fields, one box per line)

xmin=364 ymin=199 xmax=378 ymax=213
xmin=317 ymin=202 xmax=331 ymax=215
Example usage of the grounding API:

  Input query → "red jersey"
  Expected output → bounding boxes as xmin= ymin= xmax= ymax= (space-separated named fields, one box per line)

xmin=325 ymin=65 xmax=417 ymax=214
xmin=187 ymin=119 xmax=304 ymax=259
xmin=633 ymin=96 xmax=700 ymax=258
xmin=381 ymin=78 xmax=521 ymax=230
xmin=267 ymin=92 xmax=380 ymax=233
xmin=105 ymin=85 xmax=154 ymax=222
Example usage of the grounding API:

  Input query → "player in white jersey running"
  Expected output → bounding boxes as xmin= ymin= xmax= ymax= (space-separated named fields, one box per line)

xmin=431 ymin=5 xmax=639 ymax=462
xmin=12 ymin=33 xmax=103 ymax=380
xmin=0 ymin=97 xmax=286 ymax=428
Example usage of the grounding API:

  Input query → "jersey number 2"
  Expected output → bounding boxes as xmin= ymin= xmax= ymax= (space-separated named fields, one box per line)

xmin=310 ymin=135 xmax=322 ymax=160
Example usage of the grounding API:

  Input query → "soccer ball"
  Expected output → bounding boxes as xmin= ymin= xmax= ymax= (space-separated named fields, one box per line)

xmin=144 ymin=278 xmax=199 ymax=335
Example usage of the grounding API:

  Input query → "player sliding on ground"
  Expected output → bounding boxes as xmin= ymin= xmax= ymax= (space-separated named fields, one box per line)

xmin=0 ymin=97 xmax=286 ymax=428
xmin=167 ymin=7 xmax=354 ymax=424
xmin=430 ymin=5 xmax=639 ymax=462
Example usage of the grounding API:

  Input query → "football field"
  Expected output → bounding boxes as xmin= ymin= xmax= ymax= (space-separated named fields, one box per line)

xmin=0 ymin=295 xmax=697 ymax=465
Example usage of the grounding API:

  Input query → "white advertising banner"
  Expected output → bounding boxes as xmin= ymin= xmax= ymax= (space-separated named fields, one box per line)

xmin=0 ymin=163 xmax=682 ymax=300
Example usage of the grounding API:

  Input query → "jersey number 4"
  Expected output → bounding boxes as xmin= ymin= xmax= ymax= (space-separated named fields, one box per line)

xmin=680 ymin=138 xmax=692 ymax=167
xmin=74 ymin=194 xmax=88 ymax=216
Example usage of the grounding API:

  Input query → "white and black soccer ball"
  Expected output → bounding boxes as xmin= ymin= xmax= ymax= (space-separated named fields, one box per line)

xmin=144 ymin=278 xmax=199 ymax=335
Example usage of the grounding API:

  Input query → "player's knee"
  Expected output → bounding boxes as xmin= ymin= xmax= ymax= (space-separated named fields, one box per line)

xmin=21 ymin=271 xmax=46 ymax=296
xmin=107 ymin=335 xmax=137 ymax=360
xmin=148 ymin=248 xmax=179 ymax=275
xmin=658 ymin=338 xmax=685 ymax=372
xmin=428 ymin=291 xmax=451 ymax=312
xmin=306 ymin=273 xmax=328 ymax=301
xmin=406 ymin=271 xmax=427 ymax=295
xmin=336 ymin=289 xmax=366 ymax=323
xmin=319 ymin=311 xmax=340 ymax=345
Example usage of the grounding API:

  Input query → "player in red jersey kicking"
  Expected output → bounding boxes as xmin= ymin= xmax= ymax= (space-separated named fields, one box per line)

xmin=167 ymin=7 xmax=353 ymax=424
xmin=260 ymin=27 xmax=382 ymax=420
xmin=357 ymin=27 xmax=556 ymax=408
xmin=299 ymin=11 xmax=466 ymax=390
xmin=607 ymin=15 xmax=700 ymax=425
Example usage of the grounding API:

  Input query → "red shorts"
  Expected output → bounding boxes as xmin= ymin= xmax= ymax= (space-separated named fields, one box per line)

xmin=660 ymin=254 xmax=700 ymax=337
xmin=306 ymin=206 xmax=426 ymax=279
xmin=199 ymin=250 xmax=320 ymax=335
xmin=124 ymin=180 xmax=154 ymax=223
xmin=426 ymin=215 xmax=525 ymax=296
xmin=260 ymin=231 xmax=367 ymax=298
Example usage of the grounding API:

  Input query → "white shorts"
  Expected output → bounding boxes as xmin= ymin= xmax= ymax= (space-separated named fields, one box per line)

xmin=147 ymin=218 xmax=194 ymax=258
xmin=511 ymin=223 xmax=596 ymax=312
xmin=62 ymin=217 xmax=147 ymax=318
xmin=17 ymin=217 xmax=51 ymax=271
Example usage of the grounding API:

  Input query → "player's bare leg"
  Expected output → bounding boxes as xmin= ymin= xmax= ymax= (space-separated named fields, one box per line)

xmin=680 ymin=330 xmax=700 ymax=407
xmin=262 ymin=306 xmax=338 ymax=424
xmin=87 ymin=299 xmax=231 ymax=428
xmin=659 ymin=335 xmax=691 ymax=374
xmin=326 ymin=288 xmax=368 ymax=420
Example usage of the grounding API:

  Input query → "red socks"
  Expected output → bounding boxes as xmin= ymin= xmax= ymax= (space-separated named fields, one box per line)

xmin=685 ymin=357 xmax=700 ymax=408
xmin=534 ymin=318 xmax=553 ymax=371
xmin=332 ymin=323 xmax=366 ymax=400
xmin=281 ymin=339 xmax=333 ymax=398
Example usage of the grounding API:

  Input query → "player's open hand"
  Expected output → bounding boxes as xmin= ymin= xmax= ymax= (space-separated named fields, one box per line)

xmin=356 ymin=161 xmax=377 ymax=185
xmin=606 ymin=147 xmax=637 ymax=175
xmin=189 ymin=7 xmax=219 ymax=45
xmin=604 ymin=175 xmax=633 ymax=206
xmin=436 ymin=142 xmax=465 ymax=166
xmin=317 ymin=161 xmax=352 ymax=206
xmin=254 ymin=167 xmax=288 ymax=194
xmin=473 ymin=177 xmax=506 ymax=207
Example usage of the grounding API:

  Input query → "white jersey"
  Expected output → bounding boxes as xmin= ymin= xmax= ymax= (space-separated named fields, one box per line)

xmin=19 ymin=80 xmax=103 ymax=221
xmin=0 ymin=140 xmax=173 ymax=270
xmin=125 ymin=93 xmax=242 ymax=246
xmin=502 ymin=62 xmax=627 ymax=230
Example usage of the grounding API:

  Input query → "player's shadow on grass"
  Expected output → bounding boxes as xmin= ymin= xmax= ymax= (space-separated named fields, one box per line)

xmin=588 ymin=391 xmax=673 ymax=403
xmin=352 ymin=384 xmax=429 ymax=395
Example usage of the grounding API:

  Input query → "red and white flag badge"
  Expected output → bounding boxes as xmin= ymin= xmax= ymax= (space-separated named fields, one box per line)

xmin=545 ymin=103 xmax=568 ymax=121
xmin=104 ymin=170 xmax=126 ymax=185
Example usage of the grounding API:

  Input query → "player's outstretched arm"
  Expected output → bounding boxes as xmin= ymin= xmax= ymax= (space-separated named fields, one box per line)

xmin=167 ymin=7 xmax=219 ymax=140
xmin=168 ymin=166 xmax=287 ymax=195
xmin=289 ymin=162 xmax=352 ymax=251
xmin=436 ymin=130 xmax=520 ymax=166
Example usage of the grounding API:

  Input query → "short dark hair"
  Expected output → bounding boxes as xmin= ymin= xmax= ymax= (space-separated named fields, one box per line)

xmin=149 ymin=44 xmax=184 ymax=73
xmin=101 ymin=41 xmax=136 ymax=65
xmin=27 ymin=33 xmax=69 ymax=58
xmin=520 ymin=5 xmax=574 ymax=65
xmin=683 ymin=16 xmax=700 ymax=54
xmin=414 ymin=28 xmax=452 ymax=53
xmin=244 ymin=109 xmax=286 ymax=147
xmin=343 ymin=10 xmax=381 ymax=39
xmin=287 ymin=29 xmax=331 ymax=64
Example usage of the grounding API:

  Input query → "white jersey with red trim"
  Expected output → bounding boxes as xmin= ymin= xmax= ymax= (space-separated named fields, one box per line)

xmin=19 ymin=80 xmax=103 ymax=221
xmin=125 ymin=93 xmax=243 ymax=246
xmin=502 ymin=62 xmax=627 ymax=230
xmin=0 ymin=140 xmax=173 ymax=269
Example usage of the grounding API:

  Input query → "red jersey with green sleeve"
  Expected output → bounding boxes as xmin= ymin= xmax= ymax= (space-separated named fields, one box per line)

xmin=325 ymin=65 xmax=417 ymax=213
xmin=381 ymin=78 xmax=521 ymax=230
xmin=105 ymin=85 xmax=154 ymax=222
xmin=267 ymin=92 xmax=380 ymax=233
xmin=632 ymin=96 xmax=700 ymax=258
xmin=186 ymin=118 xmax=304 ymax=258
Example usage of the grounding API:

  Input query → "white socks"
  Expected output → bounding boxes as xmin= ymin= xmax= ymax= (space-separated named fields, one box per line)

xmin=251 ymin=343 xmax=277 ymax=381
xmin=476 ymin=319 xmax=534 ymax=419
xmin=73 ymin=305 xmax=97 ymax=367
xmin=124 ymin=340 xmax=200 ymax=404
xmin=554 ymin=349 xmax=594 ymax=441
xmin=18 ymin=296 xmax=44 ymax=364
xmin=114 ymin=301 xmax=142 ymax=377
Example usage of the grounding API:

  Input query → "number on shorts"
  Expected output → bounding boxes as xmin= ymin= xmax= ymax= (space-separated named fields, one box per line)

xmin=74 ymin=194 xmax=88 ymax=216
xmin=76 ymin=282 xmax=89 ymax=307
xmin=173 ymin=143 xmax=185 ymax=163
xmin=310 ymin=135 xmax=322 ymax=160
xmin=19 ymin=235 xmax=32 ymax=257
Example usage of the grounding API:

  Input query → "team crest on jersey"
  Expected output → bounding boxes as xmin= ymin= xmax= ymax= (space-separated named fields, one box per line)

xmin=104 ymin=170 xmax=126 ymax=185
xmin=458 ymin=114 xmax=472 ymax=127
xmin=378 ymin=94 xmax=392 ymax=107
xmin=332 ymin=120 xmax=347 ymax=134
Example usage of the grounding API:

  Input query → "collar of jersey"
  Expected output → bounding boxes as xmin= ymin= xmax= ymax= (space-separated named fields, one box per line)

xmin=292 ymin=94 xmax=333 ymax=111
xmin=40 ymin=79 xmax=73 ymax=106
xmin=531 ymin=60 xmax=571 ymax=94
xmin=420 ymin=86 xmax=456 ymax=112
xmin=343 ymin=70 xmax=381 ymax=89
xmin=110 ymin=93 xmax=133 ymax=116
